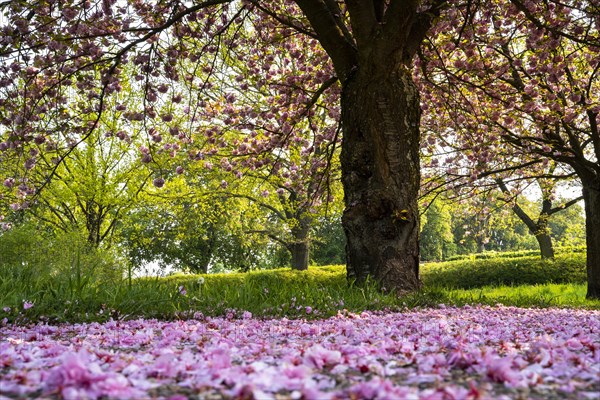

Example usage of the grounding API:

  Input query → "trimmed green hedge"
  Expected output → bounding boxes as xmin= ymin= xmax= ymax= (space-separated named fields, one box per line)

xmin=445 ymin=246 xmax=586 ymax=262
xmin=422 ymin=253 xmax=586 ymax=289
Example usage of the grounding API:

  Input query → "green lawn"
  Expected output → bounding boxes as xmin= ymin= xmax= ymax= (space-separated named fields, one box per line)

xmin=1 ymin=253 xmax=598 ymax=325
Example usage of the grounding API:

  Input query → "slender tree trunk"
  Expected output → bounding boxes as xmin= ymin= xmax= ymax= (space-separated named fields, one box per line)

xmin=477 ymin=242 xmax=486 ymax=254
xmin=536 ymin=232 xmax=555 ymax=259
xmin=583 ymin=185 xmax=600 ymax=299
xmin=535 ymin=215 xmax=555 ymax=259
xmin=289 ymin=217 xmax=310 ymax=271
xmin=535 ymin=202 xmax=555 ymax=260
xmin=85 ymin=203 xmax=102 ymax=248
xmin=340 ymin=65 xmax=421 ymax=293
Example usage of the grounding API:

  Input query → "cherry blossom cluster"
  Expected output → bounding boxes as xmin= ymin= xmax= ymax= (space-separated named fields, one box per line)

xmin=0 ymin=0 xmax=340 ymax=221
xmin=1 ymin=305 xmax=598 ymax=399
xmin=417 ymin=0 xmax=599 ymax=196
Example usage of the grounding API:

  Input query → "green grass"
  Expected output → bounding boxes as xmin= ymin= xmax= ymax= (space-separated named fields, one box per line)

xmin=431 ymin=283 xmax=596 ymax=308
xmin=1 ymin=254 xmax=598 ymax=326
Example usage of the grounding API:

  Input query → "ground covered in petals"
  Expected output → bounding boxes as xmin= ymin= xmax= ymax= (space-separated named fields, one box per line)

xmin=1 ymin=306 xmax=599 ymax=400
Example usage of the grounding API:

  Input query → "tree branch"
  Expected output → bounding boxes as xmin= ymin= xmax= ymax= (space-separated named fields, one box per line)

xmin=345 ymin=0 xmax=377 ymax=46
xmin=402 ymin=0 xmax=448 ymax=62
xmin=219 ymin=192 xmax=287 ymax=221
xmin=508 ymin=0 xmax=599 ymax=47
xmin=248 ymin=1 xmax=317 ymax=39
xmin=245 ymin=229 xmax=291 ymax=249
xmin=293 ymin=0 xmax=357 ymax=80
xmin=495 ymin=178 xmax=537 ymax=233
xmin=548 ymin=195 xmax=584 ymax=216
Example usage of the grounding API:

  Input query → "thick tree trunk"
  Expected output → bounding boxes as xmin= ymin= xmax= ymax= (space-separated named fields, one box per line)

xmin=289 ymin=217 xmax=310 ymax=271
xmin=340 ymin=66 xmax=421 ymax=293
xmin=293 ymin=0 xmax=442 ymax=294
xmin=583 ymin=185 xmax=600 ymax=299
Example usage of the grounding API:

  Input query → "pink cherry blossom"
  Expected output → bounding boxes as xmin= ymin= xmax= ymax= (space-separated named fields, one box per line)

xmin=2 ymin=306 xmax=597 ymax=399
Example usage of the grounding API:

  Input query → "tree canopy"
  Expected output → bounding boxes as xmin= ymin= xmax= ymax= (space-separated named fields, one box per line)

xmin=1 ymin=0 xmax=598 ymax=297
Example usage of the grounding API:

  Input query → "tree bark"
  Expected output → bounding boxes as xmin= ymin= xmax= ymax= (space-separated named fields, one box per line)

xmin=583 ymin=185 xmax=600 ymax=299
xmin=536 ymin=231 xmax=555 ymax=259
xmin=289 ymin=217 xmax=311 ymax=271
xmin=85 ymin=201 xmax=103 ymax=247
xmin=536 ymin=200 xmax=555 ymax=260
xmin=340 ymin=65 xmax=421 ymax=293
xmin=293 ymin=0 xmax=444 ymax=294
xmin=290 ymin=241 xmax=309 ymax=271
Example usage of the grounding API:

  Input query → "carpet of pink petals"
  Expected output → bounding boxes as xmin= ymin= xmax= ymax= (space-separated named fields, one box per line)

xmin=1 ymin=305 xmax=599 ymax=400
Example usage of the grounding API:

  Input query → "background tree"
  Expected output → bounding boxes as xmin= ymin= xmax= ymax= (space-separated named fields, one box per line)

xmin=28 ymin=129 xmax=150 ymax=248
xmin=311 ymin=214 xmax=346 ymax=266
xmin=122 ymin=190 xmax=268 ymax=274
xmin=496 ymin=176 xmax=582 ymax=259
xmin=418 ymin=0 xmax=600 ymax=297
xmin=420 ymin=199 xmax=456 ymax=261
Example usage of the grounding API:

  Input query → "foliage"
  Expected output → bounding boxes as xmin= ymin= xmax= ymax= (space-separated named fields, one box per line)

xmin=447 ymin=195 xmax=535 ymax=254
xmin=423 ymin=253 xmax=586 ymax=290
xmin=0 ymin=221 xmax=124 ymax=310
xmin=439 ymin=193 xmax=585 ymax=257
xmin=446 ymin=246 xmax=586 ymax=262
xmin=420 ymin=0 xmax=599 ymax=192
xmin=549 ymin=201 xmax=587 ymax=247
xmin=310 ymin=215 xmax=346 ymax=266
xmin=121 ymin=181 xmax=270 ymax=274
xmin=30 ymin=132 xmax=150 ymax=247
xmin=418 ymin=0 xmax=600 ymax=296
xmin=420 ymin=200 xmax=456 ymax=261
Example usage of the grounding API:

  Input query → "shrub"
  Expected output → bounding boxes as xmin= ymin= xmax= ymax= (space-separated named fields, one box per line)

xmin=445 ymin=246 xmax=586 ymax=262
xmin=0 ymin=223 xmax=125 ymax=309
xmin=422 ymin=253 xmax=586 ymax=289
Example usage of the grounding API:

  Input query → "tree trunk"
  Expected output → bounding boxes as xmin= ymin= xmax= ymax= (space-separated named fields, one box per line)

xmin=535 ymin=201 xmax=555 ymax=260
xmin=289 ymin=217 xmax=310 ymax=271
xmin=340 ymin=65 xmax=421 ymax=293
xmin=583 ymin=185 xmax=600 ymax=299
xmin=536 ymin=232 xmax=555 ymax=259
xmin=290 ymin=241 xmax=309 ymax=271
xmin=292 ymin=0 xmax=442 ymax=294
xmin=496 ymin=178 xmax=555 ymax=259
xmin=477 ymin=242 xmax=486 ymax=254
xmin=535 ymin=209 xmax=554 ymax=260
xmin=85 ymin=202 xmax=102 ymax=248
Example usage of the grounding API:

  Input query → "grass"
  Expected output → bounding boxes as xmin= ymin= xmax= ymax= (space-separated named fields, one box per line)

xmin=434 ymin=283 xmax=595 ymax=308
xmin=1 ymin=254 xmax=598 ymax=326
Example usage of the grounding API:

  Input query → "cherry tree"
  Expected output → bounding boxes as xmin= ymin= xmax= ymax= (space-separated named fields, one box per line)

xmin=418 ymin=0 xmax=600 ymax=298
xmin=495 ymin=176 xmax=583 ymax=259
xmin=0 ymin=0 xmax=450 ymax=293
